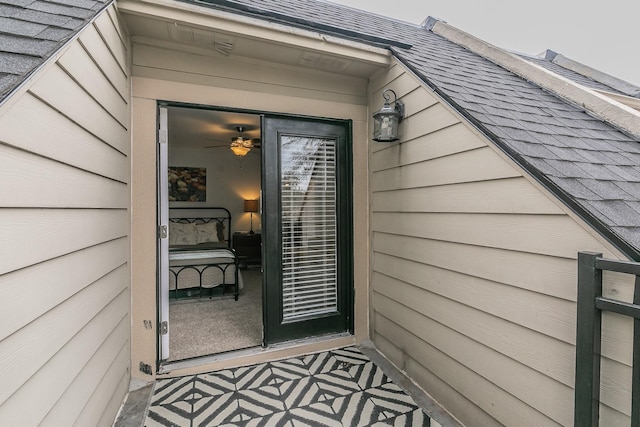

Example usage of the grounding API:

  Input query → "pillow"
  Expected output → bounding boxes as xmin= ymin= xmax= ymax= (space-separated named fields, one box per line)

xmin=216 ymin=221 xmax=226 ymax=242
xmin=196 ymin=222 xmax=219 ymax=244
xmin=169 ymin=222 xmax=197 ymax=246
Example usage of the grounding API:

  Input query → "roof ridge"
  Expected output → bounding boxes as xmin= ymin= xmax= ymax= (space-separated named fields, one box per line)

xmin=544 ymin=49 xmax=640 ymax=98
xmin=426 ymin=17 xmax=640 ymax=140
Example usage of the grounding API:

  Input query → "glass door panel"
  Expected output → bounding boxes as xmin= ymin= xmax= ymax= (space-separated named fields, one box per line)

xmin=262 ymin=116 xmax=352 ymax=344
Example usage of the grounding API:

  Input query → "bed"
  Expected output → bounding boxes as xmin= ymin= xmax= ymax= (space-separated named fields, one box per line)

xmin=168 ymin=207 xmax=240 ymax=300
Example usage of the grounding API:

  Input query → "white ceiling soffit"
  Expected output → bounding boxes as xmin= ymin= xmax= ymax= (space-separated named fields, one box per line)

xmin=297 ymin=51 xmax=351 ymax=72
xmin=117 ymin=0 xmax=391 ymax=78
xmin=167 ymin=23 xmax=235 ymax=54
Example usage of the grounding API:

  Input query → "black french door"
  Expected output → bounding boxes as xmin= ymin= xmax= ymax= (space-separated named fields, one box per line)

xmin=261 ymin=115 xmax=353 ymax=344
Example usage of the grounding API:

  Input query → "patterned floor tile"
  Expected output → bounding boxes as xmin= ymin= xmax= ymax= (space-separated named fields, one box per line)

xmin=277 ymin=376 xmax=320 ymax=409
xmin=298 ymin=351 xmax=344 ymax=375
xmin=191 ymin=393 xmax=238 ymax=426
xmin=270 ymin=357 xmax=313 ymax=379
xmin=236 ymin=386 xmax=287 ymax=416
xmin=219 ymin=410 xmax=293 ymax=427
xmin=365 ymin=382 xmax=422 ymax=410
xmin=331 ymin=347 xmax=370 ymax=366
xmin=147 ymin=400 xmax=195 ymax=426
xmin=145 ymin=347 xmax=435 ymax=427
xmin=288 ymin=402 xmax=343 ymax=427
xmin=347 ymin=361 xmax=392 ymax=390
xmin=233 ymin=363 xmax=274 ymax=390
xmin=361 ymin=383 xmax=424 ymax=425
xmin=369 ymin=408 xmax=431 ymax=427
xmin=330 ymin=391 xmax=373 ymax=426
xmin=152 ymin=375 xmax=198 ymax=405
xmin=198 ymin=370 xmax=238 ymax=394
xmin=314 ymin=369 xmax=361 ymax=398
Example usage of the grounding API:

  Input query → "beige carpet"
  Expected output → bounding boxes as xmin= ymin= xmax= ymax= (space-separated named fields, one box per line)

xmin=167 ymin=269 xmax=262 ymax=361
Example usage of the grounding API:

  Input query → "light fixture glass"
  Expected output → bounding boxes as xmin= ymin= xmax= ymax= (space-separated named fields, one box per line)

xmin=230 ymin=144 xmax=250 ymax=156
xmin=230 ymin=126 xmax=252 ymax=156
xmin=372 ymin=88 xmax=404 ymax=142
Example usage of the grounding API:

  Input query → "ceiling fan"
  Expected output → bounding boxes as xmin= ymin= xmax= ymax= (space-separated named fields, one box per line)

xmin=206 ymin=126 xmax=260 ymax=157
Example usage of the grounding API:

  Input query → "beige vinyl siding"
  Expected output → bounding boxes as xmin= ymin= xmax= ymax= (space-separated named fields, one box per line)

xmin=132 ymin=44 xmax=368 ymax=106
xmin=370 ymin=62 xmax=635 ymax=426
xmin=0 ymin=5 xmax=131 ymax=427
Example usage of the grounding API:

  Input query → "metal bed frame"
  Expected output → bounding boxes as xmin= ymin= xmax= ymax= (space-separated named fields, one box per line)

xmin=168 ymin=207 xmax=238 ymax=300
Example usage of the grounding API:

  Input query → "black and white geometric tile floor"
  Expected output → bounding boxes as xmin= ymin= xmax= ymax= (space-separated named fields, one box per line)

xmin=145 ymin=347 xmax=442 ymax=427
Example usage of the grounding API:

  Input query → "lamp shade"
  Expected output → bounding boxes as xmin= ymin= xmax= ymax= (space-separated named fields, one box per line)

xmin=244 ymin=199 xmax=259 ymax=213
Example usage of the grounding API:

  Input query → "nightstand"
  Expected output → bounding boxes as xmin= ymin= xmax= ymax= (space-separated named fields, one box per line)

xmin=232 ymin=233 xmax=261 ymax=268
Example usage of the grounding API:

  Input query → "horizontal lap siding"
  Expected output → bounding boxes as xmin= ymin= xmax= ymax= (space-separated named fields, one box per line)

xmin=133 ymin=44 xmax=368 ymax=105
xmin=0 ymin=5 xmax=130 ymax=427
xmin=370 ymin=64 xmax=633 ymax=425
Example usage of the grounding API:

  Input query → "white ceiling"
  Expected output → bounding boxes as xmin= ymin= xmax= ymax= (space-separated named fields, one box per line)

xmin=167 ymin=106 xmax=261 ymax=149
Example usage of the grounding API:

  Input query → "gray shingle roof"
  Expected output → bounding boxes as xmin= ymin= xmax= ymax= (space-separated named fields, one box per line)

xmin=0 ymin=0 xmax=110 ymax=101
xmin=196 ymin=0 xmax=640 ymax=259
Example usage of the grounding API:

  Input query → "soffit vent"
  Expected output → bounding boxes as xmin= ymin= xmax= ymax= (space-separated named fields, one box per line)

xmin=167 ymin=23 xmax=234 ymax=53
xmin=297 ymin=51 xmax=350 ymax=72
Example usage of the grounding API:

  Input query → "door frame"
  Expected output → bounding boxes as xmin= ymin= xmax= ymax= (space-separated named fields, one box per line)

xmin=156 ymin=102 xmax=355 ymax=364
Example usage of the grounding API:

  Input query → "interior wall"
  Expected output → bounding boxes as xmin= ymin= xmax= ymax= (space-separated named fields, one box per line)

xmin=130 ymin=42 xmax=371 ymax=381
xmin=169 ymin=146 xmax=262 ymax=233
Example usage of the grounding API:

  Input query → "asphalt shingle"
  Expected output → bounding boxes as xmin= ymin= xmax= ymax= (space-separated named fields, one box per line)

xmin=0 ymin=15 xmax=47 ymax=36
xmin=0 ymin=51 xmax=41 ymax=73
xmin=13 ymin=8 xmax=74 ymax=26
xmin=27 ymin=1 xmax=96 ymax=19
xmin=577 ymin=179 xmax=634 ymax=201
xmin=0 ymin=33 xmax=57 ymax=56
xmin=549 ymin=177 xmax=599 ymax=200
xmin=0 ymin=0 xmax=109 ymax=102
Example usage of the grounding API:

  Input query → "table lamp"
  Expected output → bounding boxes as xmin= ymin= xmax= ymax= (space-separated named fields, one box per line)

xmin=244 ymin=199 xmax=259 ymax=234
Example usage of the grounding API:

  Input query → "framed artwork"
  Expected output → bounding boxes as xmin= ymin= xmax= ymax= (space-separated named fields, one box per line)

xmin=168 ymin=166 xmax=207 ymax=202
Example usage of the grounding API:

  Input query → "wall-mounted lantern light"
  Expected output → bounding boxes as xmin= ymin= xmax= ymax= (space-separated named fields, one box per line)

xmin=372 ymin=88 xmax=404 ymax=142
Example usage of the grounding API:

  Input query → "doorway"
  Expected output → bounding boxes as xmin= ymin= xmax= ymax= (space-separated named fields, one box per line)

xmin=159 ymin=105 xmax=263 ymax=362
xmin=157 ymin=104 xmax=353 ymax=363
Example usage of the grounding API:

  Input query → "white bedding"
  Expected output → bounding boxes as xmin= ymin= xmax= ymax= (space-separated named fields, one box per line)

xmin=169 ymin=249 xmax=243 ymax=291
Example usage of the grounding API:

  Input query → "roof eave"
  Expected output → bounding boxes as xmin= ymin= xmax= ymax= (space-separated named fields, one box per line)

xmin=178 ymin=0 xmax=412 ymax=50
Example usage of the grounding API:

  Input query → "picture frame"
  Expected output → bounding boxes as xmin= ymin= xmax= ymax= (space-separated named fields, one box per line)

xmin=168 ymin=166 xmax=207 ymax=202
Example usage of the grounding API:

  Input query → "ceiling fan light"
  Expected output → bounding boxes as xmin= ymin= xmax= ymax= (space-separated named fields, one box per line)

xmin=230 ymin=144 xmax=250 ymax=156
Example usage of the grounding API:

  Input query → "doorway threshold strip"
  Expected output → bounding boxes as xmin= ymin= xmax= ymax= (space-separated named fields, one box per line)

xmin=146 ymin=346 xmax=441 ymax=426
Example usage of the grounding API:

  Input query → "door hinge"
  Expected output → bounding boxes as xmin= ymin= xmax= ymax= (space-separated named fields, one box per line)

xmin=160 ymin=321 xmax=168 ymax=335
xmin=158 ymin=225 xmax=168 ymax=239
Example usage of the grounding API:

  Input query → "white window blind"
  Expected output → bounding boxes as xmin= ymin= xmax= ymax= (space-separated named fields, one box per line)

xmin=280 ymin=135 xmax=337 ymax=321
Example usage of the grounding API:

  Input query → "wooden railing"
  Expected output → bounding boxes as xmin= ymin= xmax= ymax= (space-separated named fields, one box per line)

xmin=575 ymin=252 xmax=640 ymax=427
